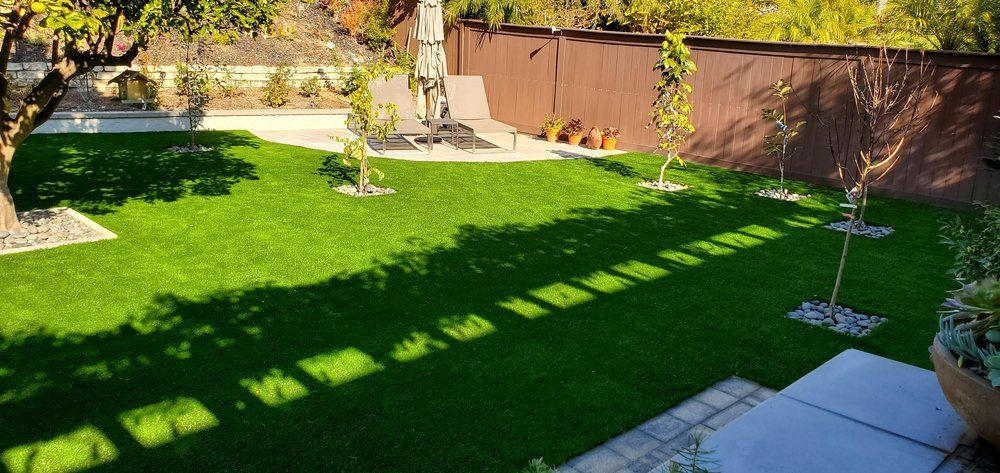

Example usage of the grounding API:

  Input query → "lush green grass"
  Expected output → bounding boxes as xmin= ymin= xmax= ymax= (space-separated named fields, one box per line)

xmin=0 ymin=131 xmax=961 ymax=472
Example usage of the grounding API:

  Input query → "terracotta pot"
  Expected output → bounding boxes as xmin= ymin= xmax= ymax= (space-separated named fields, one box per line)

xmin=587 ymin=127 xmax=602 ymax=149
xmin=545 ymin=130 xmax=559 ymax=142
xmin=930 ymin=337 xmax=1000 ymax=447
xmin=567 ymin=134 xmax=584 ymax=146
xmin=602 ymin=138 xmax=618 ymax=150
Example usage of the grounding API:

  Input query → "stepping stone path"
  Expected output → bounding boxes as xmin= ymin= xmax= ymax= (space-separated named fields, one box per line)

xmin=824 ymin=220 xmax=894 ymax=238
xmin=785 ymin=300 xmax=886 ymax=337
xmin=559 ymin=377 xmax=776 ymax=473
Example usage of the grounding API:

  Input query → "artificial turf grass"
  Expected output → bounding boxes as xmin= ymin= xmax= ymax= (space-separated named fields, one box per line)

xmin=0 ymin=131 xmax=962 ymax=472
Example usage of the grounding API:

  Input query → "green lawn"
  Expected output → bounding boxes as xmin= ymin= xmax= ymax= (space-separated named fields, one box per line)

xmin=0 ymin=131 xmax=961 ymax=472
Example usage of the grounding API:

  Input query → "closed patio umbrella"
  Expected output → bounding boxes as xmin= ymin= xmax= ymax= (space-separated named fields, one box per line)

xmin=414 ymin=0 xmax=447 ymax=121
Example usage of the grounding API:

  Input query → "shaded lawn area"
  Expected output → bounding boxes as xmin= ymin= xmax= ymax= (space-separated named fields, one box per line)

xmin=0 ymin=131 xmax=961 ymax=472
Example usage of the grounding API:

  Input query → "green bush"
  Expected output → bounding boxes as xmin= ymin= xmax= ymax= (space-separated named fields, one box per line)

xmin=300 ymin=76 xmax=322 ymax=97
xmin=940 ymin=202 xmax=1000 ymax=281
xmin=262 ymin=66 xmax=292 ymax=107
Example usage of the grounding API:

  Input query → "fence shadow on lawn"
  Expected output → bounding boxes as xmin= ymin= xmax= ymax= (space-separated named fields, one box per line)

xmin=0 ymin=186 xmax=878 ymax=472
xmin=10 ymin=132 xmax=260 ymax=215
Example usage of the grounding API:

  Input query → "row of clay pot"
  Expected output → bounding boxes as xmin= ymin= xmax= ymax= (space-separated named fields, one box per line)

xmin=544 ymin=126 xmax=618 ymax=150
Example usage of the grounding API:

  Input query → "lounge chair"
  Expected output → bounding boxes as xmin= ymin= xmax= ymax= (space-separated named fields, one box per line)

xmin=348 ymin=74 xmax=430 ymax=153
xmin=442 ymin=76 xmax=518 ymax=153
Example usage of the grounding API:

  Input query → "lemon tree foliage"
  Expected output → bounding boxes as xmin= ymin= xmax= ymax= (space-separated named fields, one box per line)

xmin=647 ymin=31 xmax=696 ymax=189
xmin=761 ymin=80 xmax=806 ymax=194
xmin=336 ymin=64 xmax=400 ymax=195
xmin=0 ymin=0 xmax=281 ymax=231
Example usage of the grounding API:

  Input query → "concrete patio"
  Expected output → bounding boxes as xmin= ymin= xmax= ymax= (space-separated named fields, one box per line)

xmin=562 ymin=349 xmax=997 ymax=473
xmin=251 ymin=129 xmax=624 ymax=162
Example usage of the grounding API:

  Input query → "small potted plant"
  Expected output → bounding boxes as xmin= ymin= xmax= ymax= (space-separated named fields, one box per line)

xmin=541 ymin=114 xmax=565 ymax=142
xmin=602 ymin=127 xmax=620 ymax=150
xmin=564 ymin=119 xmax=585 ymax=146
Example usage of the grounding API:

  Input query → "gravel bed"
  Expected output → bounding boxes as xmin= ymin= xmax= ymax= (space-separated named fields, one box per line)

xmin=638 ymin=180 xmax=688 ymax=192
xmin=786 ymin=300 xmax=887 ymax=337
xmin=756 ymin=188 xmax=810 ymax=201
xmin=335 ymin=184 xmax=397 ymax=197
xmin=0 ymin=209 xmax=106 ymax=253
xmin=824 ymin=220 xmax=894 ymax=238
xmin=169 ymin=145 xmax=213 ymax=153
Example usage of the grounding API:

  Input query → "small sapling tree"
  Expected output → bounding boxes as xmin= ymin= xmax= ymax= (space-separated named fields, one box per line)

xmin=174 ymin=60 xmax=213 ymax=150
xmin=822 ymin=46 xmax=930 ymax=313
xmin=335 ymin=65 xmax=399 ymax=196
xmin=761 ymin=79 xmax=805 ymax=195
xmin=648 ymin=30 xmax=696 ymax=190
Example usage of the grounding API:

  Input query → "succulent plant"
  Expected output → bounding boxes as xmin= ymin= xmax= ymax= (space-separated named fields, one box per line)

xmin=939 ymin=278 xmax=1000 ymax=387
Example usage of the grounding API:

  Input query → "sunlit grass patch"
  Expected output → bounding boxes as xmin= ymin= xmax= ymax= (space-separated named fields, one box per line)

xmin=572 ymin=270 xmax=636 ymax=295
xmin=438 ymin=314 xmax=496 ymax=341
xmin=119 ymin=397 xmax=219 ymax=448
xmin=609 ymin=260 xmax=670 ymax=281
xmin=390 ymin=332 xmax=449 ymax=362
xmin=1 ymin=425 xmax=118 ymax=473
xmin=657 ymin=249 xmax=705 ymax=267
xmin=528 ymin=282 xmax=597 ymax=310
xmin=241 ymin=369 xmax=310 ymax=406
xmin=296 ymin=348 xmax=385 ymax=387
xmin=497 ymin=297 xmax=552 ymax=319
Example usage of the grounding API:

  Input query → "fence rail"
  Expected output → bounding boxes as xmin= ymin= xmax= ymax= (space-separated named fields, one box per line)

xmin=389 ymin=9 xmax=1000 ymax=205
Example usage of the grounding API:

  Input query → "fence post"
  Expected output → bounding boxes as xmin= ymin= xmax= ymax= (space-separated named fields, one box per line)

xmin=552 ymin=33 xmax=565 ymax=116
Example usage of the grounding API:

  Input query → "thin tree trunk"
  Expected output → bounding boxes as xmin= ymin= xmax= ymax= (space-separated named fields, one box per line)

xmin=0 ymin=145 xmax=18 ymax=231
xmin=658 ymin=154 xmax=672 ymax=188
xmin=857 ymin=183 xmax=870 ymax=227
xmin=779 ymin=160 xmax=785 ymax=194
xmin=185 ymin=41 xmax=197 ymax=149
xmin=359 ymin=132 xmax=368 ymax=195
xmin=829 ymin=206 xmax=858 ymax=315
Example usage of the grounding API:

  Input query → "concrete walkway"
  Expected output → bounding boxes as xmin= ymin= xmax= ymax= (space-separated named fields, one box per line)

xmin=560 ymin=377 xmax=777 ymax=473
xmin=251 ymin=129 xmax=624 ymax=162
xmin=562 ymin=349 xmax=994 ymax=473
xmin=665 ymin=349 xmax=977 ymax=473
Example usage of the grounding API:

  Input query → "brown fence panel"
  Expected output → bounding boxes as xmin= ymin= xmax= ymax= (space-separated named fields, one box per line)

xmin=392 ymin=16 xmax=1000 ymax=206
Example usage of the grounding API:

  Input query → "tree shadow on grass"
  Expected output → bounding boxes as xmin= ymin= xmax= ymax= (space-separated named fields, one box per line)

xmin=9 ymin=132 xmax=260 ymax=215
xmin=0 ymin=192 xmax=891 ymax=472
xmin=585 ymin=157 xmax=643 ymax=179
xmin=317 ymin=153 xmax=357 ymax=188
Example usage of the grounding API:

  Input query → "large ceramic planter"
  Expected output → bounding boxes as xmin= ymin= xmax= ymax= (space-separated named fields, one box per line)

xmin=567 ymin=134 xmax=584 ymax=146
xmin=602 ymin=138 xmax=618 ymax=150
xmin=545 ymin=130 xmax=559 ymax=142
xmin=587 ymin=127 xmax=602 ymax=150
xmin=931 ymin=336 xmax=1000 ymax=447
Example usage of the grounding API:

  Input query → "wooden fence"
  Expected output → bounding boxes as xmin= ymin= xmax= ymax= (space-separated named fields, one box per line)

xmin=389 ymin=10 xmax=1000 ymax=205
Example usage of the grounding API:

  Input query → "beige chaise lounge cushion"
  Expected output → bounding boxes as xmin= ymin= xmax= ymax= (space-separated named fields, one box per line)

xmin=443 ymin=76 xmax=495 ymax=120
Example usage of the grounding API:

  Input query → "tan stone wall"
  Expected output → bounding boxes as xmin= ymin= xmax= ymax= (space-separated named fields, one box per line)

xmin=6 ymin=63 xmax=350 ymax=91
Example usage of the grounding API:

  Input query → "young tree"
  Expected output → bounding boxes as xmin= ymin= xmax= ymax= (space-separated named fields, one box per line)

xmin=648 ymin=30 xmax=696 ymax=190
xmin=0 ymin=0 xmax=281 ymax=231
xmin=335 ymin=66 xmax=399 ymax=195
xmin=820 ymin=46 xmax=929 ymax=313
xmin=761 ymin=79 xmax=805 ymax=194
xmin=174 ymin=60 xmax=213 ymax=149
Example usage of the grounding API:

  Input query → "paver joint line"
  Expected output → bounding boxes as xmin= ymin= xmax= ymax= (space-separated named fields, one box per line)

xmin=776 ymin=393 xmax=958 ymax=454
